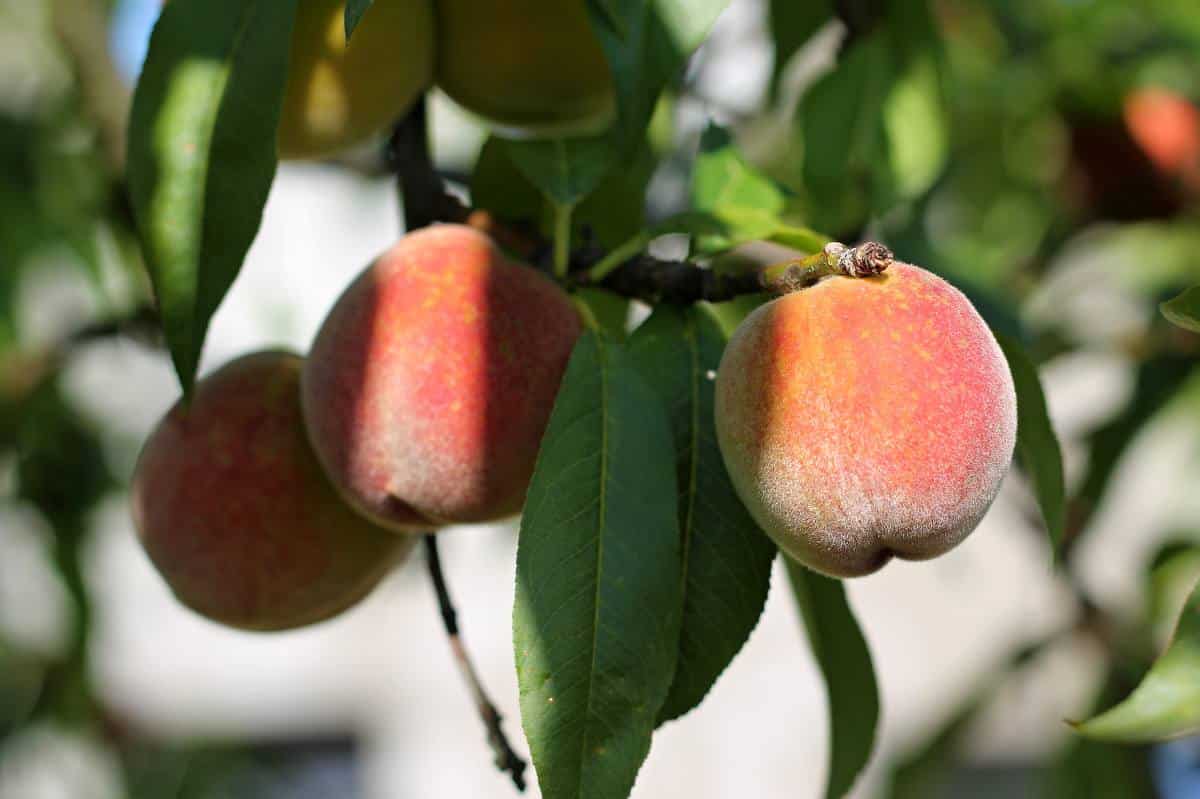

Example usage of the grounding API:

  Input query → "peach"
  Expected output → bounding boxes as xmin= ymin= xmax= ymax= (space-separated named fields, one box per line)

xmin=277 ymin=0 xmax=433 ymax=159
xmin=131 ymin=351 xmax=417 ymax=631
xmin=434 ymin=0 xmax=614 ymax=136
xmin=715 ymin=262 xmax=1017 ymax=577
xmin=302 ymin=224 xmax=583 ymax=527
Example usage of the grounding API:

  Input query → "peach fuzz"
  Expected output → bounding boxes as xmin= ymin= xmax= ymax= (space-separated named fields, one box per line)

xmin=131 ymin=351 xmax=415 ymax=631
xmin=715 ymin=263 xmax=1017 ymax=578
xmin=302 ymin=224 xmax=583 ymax=527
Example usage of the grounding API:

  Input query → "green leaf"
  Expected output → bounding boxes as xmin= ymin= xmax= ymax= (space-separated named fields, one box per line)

xmin=586 ymin=0 xmax=731 ymax=156
xmin=127 ymin=0 xmax=297 ymax=393
xmin=768 ymin=0 xmax=832 ymax=99
xmin=344 ymin=0 xmax=373 ymax=39
xmin=1147 ymin=541 xmax=1200 ymax=632
xmin=573 ymin=288 xmax=631 ymax=341
xmin=693 ymin=124 xmax=786 ymax=216
xmin=472 ymin=137 xmax=544 ymax=224
xmin=1074 ymin=579 xmax=1200 ymax=742
xmin=799 ymin=32 xmax=894 ymax=218
xmin=687 ymin=124 xmax=827 ymax=256
xmin=628 ymin=306 xmax=776 ymax=724
xmin=514 ymin=330 xmax=682 ymax=799
xmin=1161 ymin=285 xmax=1200 ymax=333
xmin=785 ymin=557 xmax=879 ymax=799
xmin=474 ymin=135 xmax=653 ymax=249
xmin=882 ymin=56 xmax=948 ymax=200
xmin=503 ymin=135 xmax=615 ymax=209
xmin=995 ymin=333 xmax=1065 ymax=551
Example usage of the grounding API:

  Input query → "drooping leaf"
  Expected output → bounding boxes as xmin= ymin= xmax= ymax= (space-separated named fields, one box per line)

xmin=1073 ymin=579 xmax=1200 ymax=742
xmin=344 ymin=0 xmax=373 ymax=39
xmin=627 ymin=306 xmax=776 ymax=724
xmin=768 ymin=0 xmax=832 ymax=99
xmin=514 ymin=330 xmax=682 ymax=799
xmin=1161 ymin=285 xmax=1200 ymax=333
xmin=127 ymin=0 xmax=297 ymax=393
xmin=995 ymin=332 xmax=1065 ymax=551
xmin=785 ymin=557 xmax=879 ymax=799
xmin=585 ymin=0 xmax=731 ymax=156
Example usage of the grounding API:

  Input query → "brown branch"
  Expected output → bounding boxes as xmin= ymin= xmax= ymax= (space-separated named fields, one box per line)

xmin=424 ymin=534 xmax=528 ymax=793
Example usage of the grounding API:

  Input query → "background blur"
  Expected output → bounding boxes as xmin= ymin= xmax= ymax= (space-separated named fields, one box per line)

xmin=4 ymin=0 xmax=1200 ymax=796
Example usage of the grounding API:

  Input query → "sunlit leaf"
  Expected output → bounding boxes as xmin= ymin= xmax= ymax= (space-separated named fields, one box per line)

xmin=127 ymin=0 xmax=297 ymax=393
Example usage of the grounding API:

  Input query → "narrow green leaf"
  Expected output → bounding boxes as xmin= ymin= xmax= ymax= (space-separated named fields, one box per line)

xmin=628 ymin=306 xmax=776 ymax=724
xmin=995 ymin=333 xmax=1065 ymax=551
xmin=768 ymin=0 xmax=832 ymax=99
xmin=585 ymin=0 xmax=731 ymax=156
xmin=344 ymin=0 xmax=373 ymax=39
xmin=1074 ymin=579 xmax=1200 ymax=742
xmin=127 ymin=0 xmax=297 ymax=393
xmin=514 ymin=330 xmax=682 ymax=799
xmin=785 ymin=557 xmax=879 ymax=799
xmin=1161 ymin=285 xmax=1200 ymax=333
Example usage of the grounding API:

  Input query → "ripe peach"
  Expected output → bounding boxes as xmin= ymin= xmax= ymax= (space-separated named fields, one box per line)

xmin=302 ymin=224 xmax=583 ymax=527
xmin=715 ymin=262 xmax=1017 ymax=578
xmin=1123 ymin=88 xmax=1200 ymax=188
xmin=131 ymin=351 xmax=418 ymax=631
xmin=434 ymin=0 xmax=614 ymax=136
xmin=277 ymin=0 xmax=433 ymax=159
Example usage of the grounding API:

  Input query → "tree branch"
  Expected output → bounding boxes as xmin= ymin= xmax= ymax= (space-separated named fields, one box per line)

xmin=390 ymin=105 xmax=528 ymax=792
xmin=424 ymin=535 xmax=528 ymax=793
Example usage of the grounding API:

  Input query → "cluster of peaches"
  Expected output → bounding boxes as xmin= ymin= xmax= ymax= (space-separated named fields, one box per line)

xmin=131 ymin=0 xmax=1020 ymax=632
xmin=131 ymin=225 xmax=1018 ymax=631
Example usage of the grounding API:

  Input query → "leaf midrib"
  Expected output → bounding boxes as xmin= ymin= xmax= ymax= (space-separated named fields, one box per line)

xmin=579 ymin=334 xmax=611 ymax=794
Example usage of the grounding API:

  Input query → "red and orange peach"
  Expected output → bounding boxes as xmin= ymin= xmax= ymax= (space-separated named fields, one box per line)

xmin=131 ymin=351 xmax=415 ymax=631
xmin=715 ymin=262 xmax=1017 ymax=577
xmin=302 ymin=224 xmax=582 ymax=527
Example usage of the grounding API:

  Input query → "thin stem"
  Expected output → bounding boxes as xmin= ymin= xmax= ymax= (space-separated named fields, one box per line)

xmin=423 ymin=535 xmax=528 ymax=793
xmin=586 ymin=230 xmax=653 ymax=282
xmin=552 ymin=203 xmax=573 ymax=279
xmin=389 ymin=97 xmax=446 ymax=233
